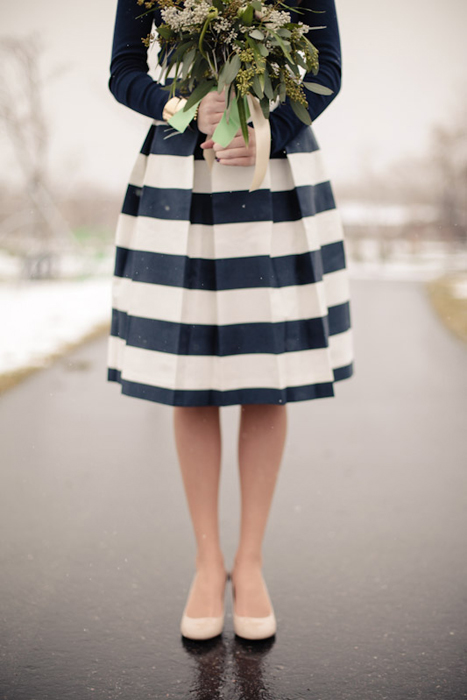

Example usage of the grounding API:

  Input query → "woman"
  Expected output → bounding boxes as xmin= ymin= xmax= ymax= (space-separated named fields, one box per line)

xmin=107 ymin=0 xmax=354 ymax=641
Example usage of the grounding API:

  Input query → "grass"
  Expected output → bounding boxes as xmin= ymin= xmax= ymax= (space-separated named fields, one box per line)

xmin=425 ymin=272 xmax=467 ymax=345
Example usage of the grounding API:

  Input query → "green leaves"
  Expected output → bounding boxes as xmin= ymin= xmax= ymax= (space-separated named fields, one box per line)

xmin=290 ymin=100 xmax=312 ymax=125
xmin=262 ymin=68 xmax=274 ymax=100
xmin=183 ymin=80 xmax=216 ymax=110
xmin=237 ymin=95 xmax=250 ymax=145
xmin=181 ymin=47 xmax=197 ymax=79
xmin=268 ymin=30 xmax=293 ymax=63
xmin=218 ymin=54 xmax=241 ymax=92
xmin=252 ymin=73 xmax=264 ymax=99
xmin=249 ymin=29 xmax=264 ymax=40
xmin=240 ymin=5 xmax=254 ymax=26
xmin=156 ymin=24 xmax=173 ymax=40
xmin=303 ymin=81 xmax=334 ymax=96
xmin=260 ymin=95 xmax=270 ymax=120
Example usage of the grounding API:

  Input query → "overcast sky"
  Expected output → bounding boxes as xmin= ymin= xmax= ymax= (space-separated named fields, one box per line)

xmin=1 ymin=0 xmax=466 ymax=193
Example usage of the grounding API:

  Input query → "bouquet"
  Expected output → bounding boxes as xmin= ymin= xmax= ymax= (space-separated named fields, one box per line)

xmin=137 ymin=0 xmax=332 ymax=190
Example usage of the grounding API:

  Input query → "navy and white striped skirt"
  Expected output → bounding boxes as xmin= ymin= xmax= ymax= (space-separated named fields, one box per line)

xmin=107 ymin=119 xmax=354 ymax=406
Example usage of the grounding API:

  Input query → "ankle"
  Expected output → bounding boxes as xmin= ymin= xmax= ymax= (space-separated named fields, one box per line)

xmin=195 ymin=552 xmax=226 ymax=571
xmin=233 ymin=553 xmax=263 ymax=569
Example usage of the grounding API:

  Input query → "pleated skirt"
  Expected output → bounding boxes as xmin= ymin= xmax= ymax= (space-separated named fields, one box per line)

xmin=107 ymin=119 xmax=354 ymax=406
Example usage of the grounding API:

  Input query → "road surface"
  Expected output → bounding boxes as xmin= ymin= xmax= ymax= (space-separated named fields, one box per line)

xmin=0 ymin=278 xmax=466 ymax=700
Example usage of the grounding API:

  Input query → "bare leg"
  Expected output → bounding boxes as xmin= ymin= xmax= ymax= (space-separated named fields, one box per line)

xmin=232 ymin=403 xmax=287 ymax=616
xmin=173 ymin=405 xmax=227 ymax=617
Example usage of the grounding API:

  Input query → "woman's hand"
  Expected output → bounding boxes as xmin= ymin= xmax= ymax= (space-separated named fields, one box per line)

xmin=201 ymin=126 xmax=256 ymax=167
xmin=197 ymin=89 xmax=226 ymax=136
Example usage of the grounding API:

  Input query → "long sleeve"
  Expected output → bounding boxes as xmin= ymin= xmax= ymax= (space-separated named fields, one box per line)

xmin=269 ymin=0 xmax=342 ymax=155
xmin=108 ymin=0 xmax=172 ymax=121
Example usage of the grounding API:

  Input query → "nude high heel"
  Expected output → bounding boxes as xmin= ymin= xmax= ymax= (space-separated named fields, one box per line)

xmin=180 ymin=570 xmax=229 ymax=640
xmin=231 ymin=571 xmax=277 ymax=640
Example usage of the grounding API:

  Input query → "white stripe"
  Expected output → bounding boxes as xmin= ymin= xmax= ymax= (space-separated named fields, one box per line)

xmin=113 ymin=208 xmax=345 ymax=259
xmin=110 ymin=276 xmax=349 ymax=326
xmin=128 ymin=151 xmax=330 ymax=193
xmin=329 ymin=328 xmax=354 ymax=369
xmin=107 ymin=336 xmax=336 ymax=391
xmin=192 ymin=158 xmax=267 ymax=193
xmin=128 ymin=152 xmax=147 ymax=189
xmin=128 ymin=153 xmax=194 ymax=190
xmin=309 ymin=208 xmax=345 ymax=247
xmin=323 ymin=269 xmax=351 ymax=308
xmin=277 ymin=151 xmax=329 ymax=189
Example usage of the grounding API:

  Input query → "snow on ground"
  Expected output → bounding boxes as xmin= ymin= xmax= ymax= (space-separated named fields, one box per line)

xmin=0 ymin=277 xmax=112 ymax=376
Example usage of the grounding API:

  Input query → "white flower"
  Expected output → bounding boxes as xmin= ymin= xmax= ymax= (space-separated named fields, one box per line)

xmin=213 ymin=16 xmax=232 ymax=32
xmin=295 ymin=22 xmax=310 ymax=36
xmin=161 ymin=0 xmax=213 ymax=31
xmin=263 ymin=9 xmax=291 ymax=31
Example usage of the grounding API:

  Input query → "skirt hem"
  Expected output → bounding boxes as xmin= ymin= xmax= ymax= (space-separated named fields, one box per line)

xmin=107 ymin=364 xmax=354 ymax=407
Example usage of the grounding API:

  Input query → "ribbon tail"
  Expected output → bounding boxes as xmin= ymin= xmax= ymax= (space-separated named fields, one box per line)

xmin=246 ymin=94 xmax=271 ymax=192
xmin=203 ymin=145 xmax=216 ymax=170
xmin=168 ymin=99 xmax=201 ymax=133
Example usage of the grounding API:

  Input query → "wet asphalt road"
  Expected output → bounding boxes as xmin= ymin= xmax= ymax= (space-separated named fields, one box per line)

xmin=0 ymin=278 xmax=466 ymax=700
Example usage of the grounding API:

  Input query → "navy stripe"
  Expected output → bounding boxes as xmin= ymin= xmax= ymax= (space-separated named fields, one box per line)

xmin=149 ymin=121 xmax=200 ymax=157
xmin=140 ymin=125 xmax=156 ymax=156
xmin=121 ymin=184 xmax=142 ymax=218
xmin=121 ymin=183 xmax=335 ymax=222
xmin=107 ymin=369 xmax=336 ymax=406
xmin=285 ymin=126 xmax=320 ymax=155
xmin=113 ymin=244 xmax=346 ymax=288
xmin=333 ymin=362 xmax=354 ymax=382
xmin=328 ymin=301 xmax=351 ymax=333
xmin=110 ymin=302 xmax=350 ymax=356
xmin=322 ymin=241 xmax=348 ymax=275
xmin=113 ymin=246 xmax=348 ymax=288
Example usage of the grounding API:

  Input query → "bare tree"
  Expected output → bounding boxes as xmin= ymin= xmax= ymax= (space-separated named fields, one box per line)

xmin=0 ymin=35 xmax=75 ymax=278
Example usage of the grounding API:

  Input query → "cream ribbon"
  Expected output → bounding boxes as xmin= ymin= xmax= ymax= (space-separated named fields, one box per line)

xmin=246 ymin=94 xmax=271 ymax=192
xmin=203 ymin=143 xmax=216 ymax=170
xmin=202 ymin=95 xmax=271 ymax=192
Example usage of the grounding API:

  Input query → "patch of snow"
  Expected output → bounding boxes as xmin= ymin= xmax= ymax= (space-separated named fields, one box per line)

xmin=0 ymin=277 xmax=112 ymax=376
xmin=451 ymin=279 xmax=467 ymax=299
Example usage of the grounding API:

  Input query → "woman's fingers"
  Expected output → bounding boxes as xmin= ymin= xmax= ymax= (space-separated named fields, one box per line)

xmin=217 ymin=156 xmax=256 ymax=167
xmin=213 ymin=127 xmax=256 ymax=165
xmin=200 ymin=126 xmax=257 ymax=167
xmin=215 ymin=146 xmax=254 ymax=159
xmin=200 ymin=138 xmax=215 ymax=149
xmin=197 ymin=89 xmax=227 ymax=134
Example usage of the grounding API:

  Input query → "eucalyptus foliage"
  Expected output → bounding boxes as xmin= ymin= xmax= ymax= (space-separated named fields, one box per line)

xmin=137 ymin=0 xmax=333 ymax=139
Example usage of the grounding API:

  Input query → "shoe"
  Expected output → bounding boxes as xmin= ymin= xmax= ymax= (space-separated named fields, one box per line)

xmin=231 ymin=570 xmax=277 ymax=640
xmin=180 ymin=570 xmax=229 ymax=640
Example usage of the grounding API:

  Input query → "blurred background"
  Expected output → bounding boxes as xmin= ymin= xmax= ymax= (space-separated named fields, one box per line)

xmin=0 ymin=0 xmax=466 ymax=386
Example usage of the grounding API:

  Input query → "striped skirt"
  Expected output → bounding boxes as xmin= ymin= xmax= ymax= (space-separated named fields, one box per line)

xmin=107 ymin=120 xmax=354 ymax=406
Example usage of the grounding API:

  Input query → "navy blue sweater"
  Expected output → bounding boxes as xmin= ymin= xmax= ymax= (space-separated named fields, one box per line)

xmin=108 ymin=0 xmax=341 ymax=155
